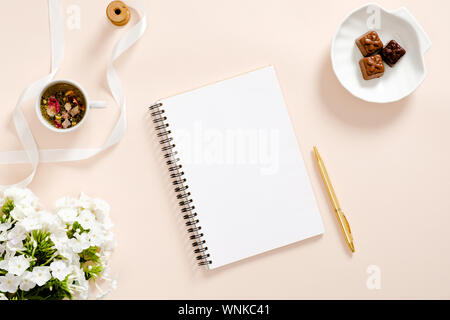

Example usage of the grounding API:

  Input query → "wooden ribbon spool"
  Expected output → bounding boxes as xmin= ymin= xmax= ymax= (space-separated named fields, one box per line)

xmin=106 ymin=1 xmax=130 ymax=26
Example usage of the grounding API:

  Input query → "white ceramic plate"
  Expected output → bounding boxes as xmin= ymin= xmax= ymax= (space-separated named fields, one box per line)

xmin=331 ymin=3 xmax=431 ymax=103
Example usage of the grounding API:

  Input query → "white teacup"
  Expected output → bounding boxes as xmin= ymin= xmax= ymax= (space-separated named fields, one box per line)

xmin=36 ymin=79 xmax=106 ymax=133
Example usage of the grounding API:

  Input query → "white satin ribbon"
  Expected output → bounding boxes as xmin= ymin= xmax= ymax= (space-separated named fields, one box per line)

xmin=0 ymin=0 xmax=147 ymax=189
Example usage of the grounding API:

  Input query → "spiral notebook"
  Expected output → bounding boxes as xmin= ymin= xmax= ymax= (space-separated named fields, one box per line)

xmin=150 ymin=66 xmax=324 ymax=269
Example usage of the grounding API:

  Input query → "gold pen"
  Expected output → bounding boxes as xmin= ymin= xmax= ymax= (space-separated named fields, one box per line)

xmin=313 ymin=146 xmax=355 ymax=253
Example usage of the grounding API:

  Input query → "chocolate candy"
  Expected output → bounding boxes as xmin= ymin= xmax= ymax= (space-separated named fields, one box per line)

xmin=382 ymin=40 xmax=406 ymax=67
xmin=355 ymin=31 xmax=383 ymax=57
xmin=359 ymin=54 xmax=384 ymax=80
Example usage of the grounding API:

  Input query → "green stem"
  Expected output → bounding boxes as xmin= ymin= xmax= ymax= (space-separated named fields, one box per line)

xmin=42 ymin=253 xmax=58 ymax=266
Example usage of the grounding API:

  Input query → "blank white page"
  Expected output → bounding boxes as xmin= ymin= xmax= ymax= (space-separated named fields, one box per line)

xmin=160 ymin=66 xmax=324 ymax=269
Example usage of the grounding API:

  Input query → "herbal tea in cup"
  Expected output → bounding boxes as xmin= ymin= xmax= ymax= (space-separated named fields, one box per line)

xmin=36 ymin=80 xmax=107 ymax=133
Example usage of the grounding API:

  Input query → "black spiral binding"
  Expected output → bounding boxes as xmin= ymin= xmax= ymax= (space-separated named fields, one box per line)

xmin=149 ymin=103 xmax=212 ymax=267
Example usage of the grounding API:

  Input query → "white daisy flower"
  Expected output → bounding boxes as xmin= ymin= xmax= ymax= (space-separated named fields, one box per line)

xmin=50 ymin=260 xmax=71 ymax=281
xmin=91 ymin=198 xmax=110 ymax=221
xmin=0 ymin=231 xmax=7 ymax=242
xmin=19 ymin=271 xmax=36 ymax=291
xmin=39 ymin=211 xmax=65 ymax=232
xmin=8 ymin=255 xmax=30 ymax=276
xmin=69 ymin=232 xmax=90 ymax=253
xmin=55 ymin=197 xmax=79 ymax=210
xmin=9 ymin=206 xmax=27 ymax=221
xmin=0 ymin=222 xmax=12 ymax=232
xmin=3 ymin=188 xmax=38 ymax=208
xmin=76 ymin=209 xmax=96 ymax=230
xmin=0 ymin=258 xmax=8 ymax=271
xmin=56 ymin=207 xmax=78 ymax=224
xmin=30 ymin=267 xmax=51 ymax=286
xmin=87 ymin=227 xmax=105 ymax=247
xmin=0 ymin=273 xmax=21 ymax=293
xmin=7 ymin=226 xmax=26 ymax=243
xmin=78 ymin=193 xmax=92 ymax=210
xmin=6 ymin=226 xmax=26 ymax=251
xmin=17 ymin=216 xmax=42 ymax=232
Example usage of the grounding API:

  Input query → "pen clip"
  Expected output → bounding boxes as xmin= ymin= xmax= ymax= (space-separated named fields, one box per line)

xmin=339 ymin=210 xmax=353 ymax=241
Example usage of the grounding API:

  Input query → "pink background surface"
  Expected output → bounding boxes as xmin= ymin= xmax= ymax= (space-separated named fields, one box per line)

xmin=1 ymin=0 xmax=449 ymax=299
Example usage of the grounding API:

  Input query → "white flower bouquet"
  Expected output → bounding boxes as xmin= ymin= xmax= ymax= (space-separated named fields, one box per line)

xmin=0 ymin=188 xmax=116 ymax=300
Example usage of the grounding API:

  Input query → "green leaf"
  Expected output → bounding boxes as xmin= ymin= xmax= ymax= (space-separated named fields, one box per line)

xmin=80 ymin=246 xmax=100 ymax=264
xmin=0 ymin=197 xmax=14 ymax=222
xmin=19 ymin=277 xmax=73 ymax=300
xmin=84 ymin=264 xmax=103 ymax=280
xmin=80 ymin=246 xmax=103 ymax=280
xmin=67 ymin=221 xmax=89 ymax=239
xmin=22 ymin=230 xmax=61 ymax=267
xmin=1 ymin=197 xmax=14 ymax=215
